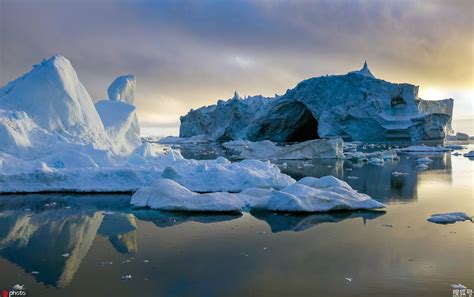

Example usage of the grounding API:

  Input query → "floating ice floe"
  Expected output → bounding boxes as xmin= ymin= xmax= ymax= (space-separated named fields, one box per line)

xmin=392 ymin=171 xmax=408 ymax=176
xmin=131 ymin=176 xmax=385 ymax=213
xmin=222 ymin=138 xmax=344 ymax=160
xmin=397 ymin=145 xmax=450 ymax=153
xmin=427 ymin=212 xmax=472 ymax=224
xmin=416 ymin=157 xmax=432 ymax=164
xmin=416 ymin=164 xmax=429 ymax=171
xmin=345 ymin=150 xmax=398 ymax=163
xmin=464 ymin=150 xmax=474 ymax=158
xmin=444 ymin=144 xmax=464 ymax=150
xmin=368 ymin=157 xmax=384 ymax=166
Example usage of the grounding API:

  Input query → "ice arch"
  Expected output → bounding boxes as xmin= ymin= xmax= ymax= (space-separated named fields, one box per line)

xmin=250 ymin=101 xmax=319 ymax=142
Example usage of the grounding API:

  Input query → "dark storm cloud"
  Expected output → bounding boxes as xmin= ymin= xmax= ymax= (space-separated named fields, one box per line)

xmin=1 ymin=0 xmax=472 ymax=123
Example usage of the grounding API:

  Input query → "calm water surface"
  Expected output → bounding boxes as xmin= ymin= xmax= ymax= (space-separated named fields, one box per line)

xmin=0 ymin=145 xmax=473 ymax=297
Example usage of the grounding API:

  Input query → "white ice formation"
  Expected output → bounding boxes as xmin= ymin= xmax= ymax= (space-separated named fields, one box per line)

xmin=180 ymin=62 xmax=453 ymax=143
xmin=0 ymin=55 xmax=294 ymax=193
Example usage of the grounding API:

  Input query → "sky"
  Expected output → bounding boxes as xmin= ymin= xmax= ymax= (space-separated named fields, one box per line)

xmin=1 ymin=0 xmax=473 ymax=134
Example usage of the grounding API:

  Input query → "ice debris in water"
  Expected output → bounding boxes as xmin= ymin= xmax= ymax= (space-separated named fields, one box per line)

xmin=416 ymin=157 xmax=432 ymax=164
xmin=427 ymin=212 xmax=472 ymax=224
xmin=464 ymin=150 xmax=474 ymax=158
xmin=121 ymin=275 xmax=132 ymax=280
xmin=392 ymin=171 xmax=408 ymax=176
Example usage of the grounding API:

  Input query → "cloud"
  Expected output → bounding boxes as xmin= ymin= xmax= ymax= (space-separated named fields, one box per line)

xmin=1 ymin=0 xmax=472 ymax=125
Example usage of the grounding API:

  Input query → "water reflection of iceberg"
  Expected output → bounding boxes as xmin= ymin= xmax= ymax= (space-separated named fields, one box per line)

xmin=133 ymin=210 xmax=242 ymax=228
xmin=97 ymin=213 xmax=138 ymax=254
xmin=0 ymin=210 xmax=103 ymax=288
xmin=0 ymin=194 xmax=138 ymax=288
xmin=251 ymin=210 xmax=386 ymax=233
xmin=278 ymin=153 xmax=453 ymax=204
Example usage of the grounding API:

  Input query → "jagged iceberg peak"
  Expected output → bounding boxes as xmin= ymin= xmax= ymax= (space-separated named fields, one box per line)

xmin=0 ymin=54 xmax=105 ymax=134
xmin=348 ymin=61 xmax=376 ymax=79
xmin=232 ymin=90 xmax=241 ymax=100
xmin=107 ymin=75 xmax=136 ymax=104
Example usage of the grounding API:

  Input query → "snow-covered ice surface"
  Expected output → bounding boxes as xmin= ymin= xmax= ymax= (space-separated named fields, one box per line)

xmin=427 ymin=212 xmax=472 ymax=224
xmin=131 ymin=176 xmax=385 ymax=212
xmin=131 ymin=179 xmax=245 ymax=212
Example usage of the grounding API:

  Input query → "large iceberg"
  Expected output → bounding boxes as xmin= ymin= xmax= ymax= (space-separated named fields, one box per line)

xmin=0 ymin=55 xmax=294 ymax=193
xmin=180 ymin=62 xmax=453 ymax=143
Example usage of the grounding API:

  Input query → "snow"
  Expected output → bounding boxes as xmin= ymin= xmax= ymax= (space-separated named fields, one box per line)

xmin=427 ymin=212 xmax=472 ymax=224
xmin=95 ymin=99 xmax=141 ymax=155
xmin=0 ymin=55 xmax=108 ymax=148
xmin=257 ymin=176 xmax=385 ymax=212
xmin=131 ymin=179 xmax=245 ymax=212
xmin=131 ymin=176 xmax=385 ymax=213
xmin=223 ymin=138 xmax=344 ymax=159
xmin=0 ymin=149 xmax=295 ymax=193
xmin=107 ymin=75 xmax=136 ymax=104
xmin=180 ymin=62 xmax=453 ymax=142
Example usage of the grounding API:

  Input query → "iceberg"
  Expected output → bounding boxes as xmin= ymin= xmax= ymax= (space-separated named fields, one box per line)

xmin=0 ymin=55 xmax=294 ymax=193
xmin=222 ymin=138 xmax=344 ymax=160
xmin=427 ymin=212 xmax=472 ymax=224
xmin=180 ymin=62 xmax=453 ymax=143
xmin=131 ymin=176 xmax=385 ymax=213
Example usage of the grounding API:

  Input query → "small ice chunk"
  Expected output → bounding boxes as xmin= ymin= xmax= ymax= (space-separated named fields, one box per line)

xmin=121 ymin=274 xmax=132 ymax=280
xmin=451 ymin=284 xmax=467 ymax=289
xmin=398 ymin=146 xmax=450 ymax=152
xmin=62 ymin=253 xmax=70 ymax=258
xmin=344 ymin=278 xmax=352 ymax=283
xmin=347 ymin=176 xmax=359 ymax=180
xmin=369 ymin=157 xmax=384 ymax=165
xmin=392 ymin=171 xmax=408 ymax=176
xmin=416 ymin=157 xmax=432 ymax=164
xmin=427 ymin=212 xmax=472 ymax=224
xmin=464 ymin=150 xmax=474 ymax=158
xmin=416 ymin=164 xmax=429 ymax=170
